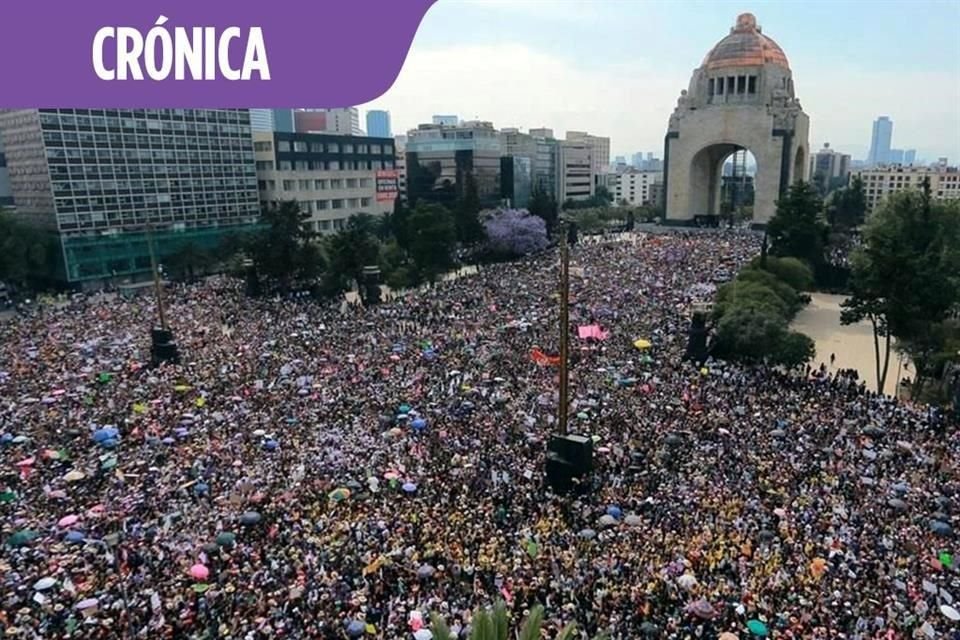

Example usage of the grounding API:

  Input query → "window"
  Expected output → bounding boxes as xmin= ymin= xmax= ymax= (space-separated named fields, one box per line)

xmin=359 ymin=178 xmax=372 ymax=188
xmin=343 ymin=144 xmax=354 ymax=153
xmin=279 ymin=161 xmax=292 ymax=170
xmin=370 ymin=145 xmax=381 ymax=154
xmin=737 ymin=76 xmax=746 ymax=94
xmin=328 ymin=143 xmax=339 ymax=153
xmin=708 ymin=78 xmax=715 ymax=96
xmin=331 ymin=199 xmax=343 ymax=209
xmin=298 ymin=179 xmax=311 ymax=190
xmin=295 ymin=161 xmax=309 ymax=171
xmin=384 ymin=146 xmax=393 ymax=155
xmin=254 ymin=141 xmax=273 ymax=152
xmin=360 ymin=197 xmax=372 ymax=207
xmin=357 ymin=144 xmax=368 ymax=154
xmin=255 ymin=160 xmax=274 ymax=171
xmin=282 ymin=179 xmax=296 ymax=190
xmin=266 ymin=180 xmax=276 ymax=189
xmin=301 ymin=200 xmax=313 ymax=213
xmin=277 ymin=140 xmax=291 ymax=152
xmin=347 ymin=198 xmax=359 ymax=208
xmin=346 ymin=178 xmax=358 ymax=188
xmin=330 ymin=179 xmax=343 ymax=189
xmin=310 ymin=142 xmax=324 ymax=153
xmin=293 ymin=141 xmax=307 ymax=152
xmin=316 ymin=200 xmax=328 ymax=210
xmin=314 ymin=179 xmax=327 ymax=190
xmin=727 ymin=77 xmax=735 ymax=95
xmin=748 ymin=76 xmax=757 ymax=94
xmin=716 ymin=77 xmax=724 ymax=95
xmin=328 ymin=160 xmax=340 ymax=170
xmin=319 ymin=220 xmax=331 ymax=231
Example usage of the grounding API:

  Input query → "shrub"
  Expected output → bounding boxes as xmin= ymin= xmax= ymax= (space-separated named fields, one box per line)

xmin=750 ymin=255 xmax=814 ymax=291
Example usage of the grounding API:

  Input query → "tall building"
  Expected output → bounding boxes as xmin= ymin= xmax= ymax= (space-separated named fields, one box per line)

xmin=500 ymin=128 xmax=560 ymax=201
xmin=904 ymin=149 xmax=917 ymax=165
xmin=294 ymin=111 xmax=327 ymax=134
xmin=405 ymin=120 xmax=501 ymax=208
xmin=558 ymin=140 xmax=594 ymax=202
xmin=631 ymin=152 xmax=644 ymax=168
xmin=610 ymin=167 xmax=663 ymax=207
xmin=299 ymin=108 xmax=363 ymax=136
xmin=366 ymin=110 xmax=392 ymax=138
xmin=500 ymin=156 xmax=532 ymax=209
xmin=0 ymin=108 xmax=260 ymax=286
xmin=254 ymin=132 xmax=396 ymax=233
xmin=810 ymin=142 xmax=851 ymax=192
xmin=431 ymin=115 xmax=459 ymax=126
xmin=249 ymin=109 xmax=295 ymax=133
xmin=888 ymin=149 xmax=904 ymax=165
xmin=867 ymin=116 xmax=893 ymax=166
xmin=854 ymin=164 xmax=960 ymax=214
xmin=394 ymin=134 xmax=407 ymax=202
xmin=0 ymin=137 xmax=12 ymax=207
xmin=566 ymin=131 xmax=610 ymax=187
xmin=529 ymin=128 xmax=554 ymax=139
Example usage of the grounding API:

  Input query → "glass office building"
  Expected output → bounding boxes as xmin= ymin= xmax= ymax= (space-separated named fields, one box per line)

xmin=0 ymin=108 xmax=260 ymax=286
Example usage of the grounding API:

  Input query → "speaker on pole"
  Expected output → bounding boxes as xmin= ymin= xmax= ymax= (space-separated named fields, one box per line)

xmin=361 ymin=265 xmax=382 ymax=306
xmin=150 ymin=327 xmax=180 ymax=367
xmin=545 ymin=434 xmax=593 ymax=494
xmin=567 ymin=221 xmax=579 ymax=246
xmin=684 ymin=312 xmax=708 ymax=364
xmin=243 ymin=259 xmax=260 ymax=297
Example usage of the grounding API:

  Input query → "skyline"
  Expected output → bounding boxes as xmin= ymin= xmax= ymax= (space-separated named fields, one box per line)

xmin=360 ymin=0 xmax=960 ymax=162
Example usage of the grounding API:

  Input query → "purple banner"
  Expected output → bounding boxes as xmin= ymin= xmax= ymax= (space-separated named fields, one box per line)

xmin=0 ymin=0 xmax=436 ymax=107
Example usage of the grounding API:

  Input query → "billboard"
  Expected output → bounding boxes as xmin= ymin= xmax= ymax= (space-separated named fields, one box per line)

xmin=376 ymin=170 xmax=399 ymax=202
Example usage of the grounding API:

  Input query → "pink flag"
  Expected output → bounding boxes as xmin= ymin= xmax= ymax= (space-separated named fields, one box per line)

xmin=577 ymin=325 xmax=609 ymax=341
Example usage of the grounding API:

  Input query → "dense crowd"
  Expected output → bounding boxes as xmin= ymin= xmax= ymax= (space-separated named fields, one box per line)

xmin=1 ymin=231 xmax=957 ymax=639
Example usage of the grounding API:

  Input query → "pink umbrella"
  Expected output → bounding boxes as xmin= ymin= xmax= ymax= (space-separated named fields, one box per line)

xmin=58 ymin=514 xmax=80 ymax=528
xmin=383 ymin=471 xmax=400 ymax=480
xmin=15 ymin=457 xmax=36 ymax=467
xmin=190 ymin=564 xmax=209 ymax=580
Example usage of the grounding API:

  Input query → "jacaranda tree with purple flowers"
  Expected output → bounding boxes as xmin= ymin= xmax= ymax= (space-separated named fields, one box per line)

xmin=483 ymin=208 xmax=549 ymax=257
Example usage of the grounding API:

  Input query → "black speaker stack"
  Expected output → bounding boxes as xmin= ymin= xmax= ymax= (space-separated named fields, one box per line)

xmin=361 ymin=266 xmax=382 ymax=306
xmin=150 ymin=328 xmax=180 ymax=367
xmin=546 ymin=434 xmax=593 ymax=494
xmin=566 ymin=222 xmax=579 ymax=246
xmin=684 ymin=312 xmax=708 ymax=364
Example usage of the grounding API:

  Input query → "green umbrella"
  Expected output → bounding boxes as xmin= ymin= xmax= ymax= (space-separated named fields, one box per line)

xmin=525 ymin=539 xmax=539 ymax=559
xmin=101 ymin=456 xmax=118 ymax=471
xmin=215 ymin=532 xmax=236 ymax=546
xmin=192 ymin=583 xmax=209 ymax=593
xmin=329 ymin=488 xmax=351 ymax=502
xmin=398 ymin=404 xmax=411 ymax=414
xmin=7 ymin=530 xmax=38 ymax=548
xmin=97 ymin=372 xmax=112 ymax=384
xmin=747 ymin=620 xmax=769 ymax=636
xmin=0 ymin=490 xmax=17 ymax=504
xmin=940 ymin=551 xmax=954 ymax=569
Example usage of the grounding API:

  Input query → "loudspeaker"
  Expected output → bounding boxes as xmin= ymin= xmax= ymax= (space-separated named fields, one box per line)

xmin=684 ymin=312 xmax=708 ymax=364
xmin=545 ymin=452 xmax=577 ymax=493
xmin=150 ymin=327 xmax=180 ymax=367
xmin=548 ymin=434 xmax=593 ymax=476
xmin=151 ymin=329 xmax=173 ymax=345
xmin=361 ymin=266 xmax=382 ymax=306
xmin=567 ymin=222 xmax=579 ymax=246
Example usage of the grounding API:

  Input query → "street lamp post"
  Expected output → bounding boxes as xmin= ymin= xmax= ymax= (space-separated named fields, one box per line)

xmin=557 ymin=222 xmax=571 ymax=435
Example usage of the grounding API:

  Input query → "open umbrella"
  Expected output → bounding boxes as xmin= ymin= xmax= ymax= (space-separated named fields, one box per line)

xmin=329 ymin=488 xmax=351 ymax=502
xmin=192 ymin=583 xmax=209 ymax=594
xmin=190 ymin=564 xmax=209 ymax=580
xmin=239 ymin=511 xmax=261 ymax=526
xmin=0 ymin=490 xmax=16 ymax=504
xmin=677 ymin=573 xmax=698 ymax=590
xmin=688 ymin=598 xmax=715 ymax=619
xmin=624 ymin=514 xmax=643 ymax=526
xmin=931 ymin=520 xmax=952 ymax=536
xmin=215 ymin=532 xmax=236 ymax=546
xmin=402 ymin=482 xmax=417 ymax=493
xmin=58 ymin=514 xmax=80 ymax=528
xmin=252 ymin=429 xmax=266 ymax=437
xmin=942 ymin=604 xmax=960 ymax=621
xmin=75 ymin=598 xmax=99 ymax=610
xmin=413 ymin=629 xmax=433 ymax=640
xmin=64 ymin=530 xmax=85 ymax=544
xmin=718 ymin=634 xmax=739 ymax=640
xmin=606 ymin=505 xmax=622 ymax=519
xmin=746 ymin=620 xmax=768 ymax=636
xmin=15 ymin=456 xmax=35 ymax=467
xmin=888 ymin=498 xmax=908 ymax=511
xmin=417 ymin=564 xmax=435 ymax=578
xmin=346 ymin=620 xmax=365 ymax=637
xmin=398 ymin=404 xmax=411 ymax=414
xmin=640 ymin=622 xmax=658 ymax=636
xmin=101 ymin=456 xmax=118 ymax=471
xmin=633 ymin=339 xmax=652 ymax=350
xmin=194 ymin=482 xmax=210 ymax=496
xmin=33 ymin=577 xmax=57 ymax=591
xmin=92 ymin=427 xmax=119 ymax=443
xmin=263 ymin=440 xmax=279 ymax=451
xmin=7 ymin=530 xmax=38 ymax=547
xmin=598 ymin=514 xmax=618 ymax=527
xmin=411 ymin=418 xmax=427 ymax=430
xmin=863 ymin=426 xmax=885 ymax=437
xmin=578 ymin=528 xmax=597 ymax=540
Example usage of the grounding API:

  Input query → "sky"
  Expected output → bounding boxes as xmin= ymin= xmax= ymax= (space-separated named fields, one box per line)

xmin=360 ymin=0 xmax=960 ymax=163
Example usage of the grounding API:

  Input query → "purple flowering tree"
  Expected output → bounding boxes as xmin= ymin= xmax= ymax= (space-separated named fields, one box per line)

xmin=483 ymin=208 xmax=549 ymax=257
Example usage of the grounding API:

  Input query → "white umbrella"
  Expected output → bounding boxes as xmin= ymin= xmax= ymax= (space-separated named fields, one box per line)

xmin=677 ymin=573 xmax=698 ymax=590
xmin=942 ymin=604 xmax=960 ymax=621
xmin=624 ymin=514 xmax=643 ymax=526
xmin=413 ymin=630 xmax=433 ymax=640
xmin=33 ymin=577 xmax=57 ymax=591
xmin=598 ymin=514 xmax=618 ymax=527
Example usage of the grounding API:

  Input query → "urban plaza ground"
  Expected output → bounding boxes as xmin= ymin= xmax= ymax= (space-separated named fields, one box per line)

xmin=1 ymin=230 xmax=958 ymax=639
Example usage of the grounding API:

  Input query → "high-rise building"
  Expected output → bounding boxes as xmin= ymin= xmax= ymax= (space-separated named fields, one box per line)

xmin=0 ymin=108 xmax=260 ymax=286
xmin=366 ymin=110 xmax=392 ymax=138
xmin=810 ymin=142 xmax=851 ymax=192
xmin=249 ymin=109 xmax=295 ymax=133
xmin=566 ymin=131 xmax=610 ymax=187
xmin=299 ymin=108 xmax=364 ymax=136
xmin=867 ymin=116 xmax=893 ymax=166
xmin=405 ymin=120 xmax=501 ymax=208
xmin=394 ymin=134 xmax=407 ymax=202
xmin=500 ymin=128 xmax=559 ymax=201
xmin=431 ymin=115 xmax=459 ymax=126
xmin=610 ymin=168 xmax=663 ymax=207
xmin=0 ymin=137 xmax=12 ymax=207
xmin=254 ymin=132 xmax=396 ymax=233
xmin=631 ymin=152 xmax=644 ymax=168
xmin=558 ymin=140 xmax=594 ymax=202
xmin=855 ymin=164 xmax=959 ymax=213
xmin=904 ymin=149 xmax=917 ymax=166
xmin=888 ymin=149 xmax=904 ymax=165
xmin=500 ymin=156 xmax=533 ymax=209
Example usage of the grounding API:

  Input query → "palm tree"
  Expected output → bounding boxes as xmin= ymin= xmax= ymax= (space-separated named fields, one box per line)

xmin=430 ymin=602 xmax=605 ymax=640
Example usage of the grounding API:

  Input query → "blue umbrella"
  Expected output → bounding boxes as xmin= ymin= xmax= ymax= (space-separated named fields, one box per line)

xmin=194 ymin=482 xmax=210 ymax=496
xmin=239 ymin=511 xmax=261 ymax=525
xmin=64 ymin=530 xmax=85 ymax=544
xmin=285 ymin=417 xmax=297 ymax=424
xmin=931 ymin=520 xmax=953 ymax=536
xmin=263 ymin=440 xmax=279 ymax=451
xmin=161 ymin=437 xmax=176 ymax=445
xmin=402 ymin=482 xmax=417 ymax=493
xmin=398 ymin=404 xmax=412 ymax=414
xmin=100 ymin=438 xmax=119 ymax=449
xmin=345 ymin=620 xmax=365 ymax=637
xmin=175 ymin=427 xmax=190 ymax=438
xmin=411 ymin=418 xmax=427 ymax=430
xmin=1 ymin=434 xmax=13 ymax=445
xmin=92 ymin=427 xmax=118 ymax=443
xmin=606 ymin=505 xmax=623 ymax=519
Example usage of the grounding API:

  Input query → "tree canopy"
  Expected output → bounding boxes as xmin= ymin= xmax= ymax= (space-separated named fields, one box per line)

xmin=406 ymin=202 xmax=457 ymax=282
xmin=251 ymin=201 xmax=323 ymax=289
xmin=767 ymin=181 xmax=827 ymax=269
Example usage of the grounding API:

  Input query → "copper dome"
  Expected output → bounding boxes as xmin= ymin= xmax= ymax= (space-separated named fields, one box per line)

xmin=701 ymin=13 xmax=790 ymax=71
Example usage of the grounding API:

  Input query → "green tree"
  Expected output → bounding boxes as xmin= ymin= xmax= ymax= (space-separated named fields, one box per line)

xmin=749 ymin=255 xmax=815 ymax=291
xmin=767 ymin=181 xmax=827 ymax=268
xmin=430 ymin=601 xmax=603 ymax=640
xmin=0 ymin=210 xmax=56 ymax=289
xmin=454 ymin=172 xmax=484 ymax=245
xmin=828 ymin=175 xmax=866 ymax=231
xmin=594 ymin=185 xmax=613 ymax=206
xmin=391 ymin=197 xmax=412 ymax=248
xmin=775 ymin=331 xmax=817 ymax=369
xmin=326 ymin=214 xmax=381 ymax=286
xmin=714 ymin=305 xmax=790 ymax=364
xmin=407 ymin=202 xmax=456 ymax=282
xmin=841 ymin=186 xmax=960 ymax=394
xmin=165 ymin=242 xmax=214 ymax=282
xmin=251 ymin=201 xmax=322 ymax=291
xmin=528 ymin=188 xmax=559 ymax=235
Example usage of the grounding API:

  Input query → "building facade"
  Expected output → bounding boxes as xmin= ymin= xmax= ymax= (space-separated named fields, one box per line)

xmin=0 ymin=108 xmax=260 ymax=286
xmin=300 ymin=108 xmax=363 ymax=136
xmin=394 ymin=134 xmax=407 ymax=203
xmin=249 ymin=109 xmax=295 ymax=133
xmin=500 ymin=128 xmax=560 ymax=201
xmin=854 ymin=164 xmax=960 ymax=214
xmin=558 ymin=140 xmax=594 ymax=202
xmin=254 ymin=131 xmax=396 ymax=233
xmin=810 ymin=142 xmax=851 ymax=192
xmin=500 ymin=155 xmax=532 ymax=209
xmin=611 ymin=168 xmax=663 ymax=207
xmin=366 ymin=110 xmax=392 ymax=138
xmin=867 ymin=116 xmax=893 ymax=166
xmin=663 ymin=13 xmax=810 ymax=226
xmin=566 ymin=131 xmax=610 ymax=187
xmin=0 ymin=137 xmax=12 ymax=207
xmin=405 ymin=120 xmax=502 ymax=208
xmin=294 ymin=111 xmax=327 ymax=134
xmin=431 ymin=115 xmax=459 ymax=126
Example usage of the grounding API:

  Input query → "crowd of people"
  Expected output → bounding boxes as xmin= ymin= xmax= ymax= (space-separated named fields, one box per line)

xmin=1 ymin=230 xmax=957 ymax=639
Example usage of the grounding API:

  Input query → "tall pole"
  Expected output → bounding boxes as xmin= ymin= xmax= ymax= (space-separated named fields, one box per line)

xmin=145 ymin=225 xmax=168 ymax=331
xmin=558 ymin=223 xmax=570 ymax=435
